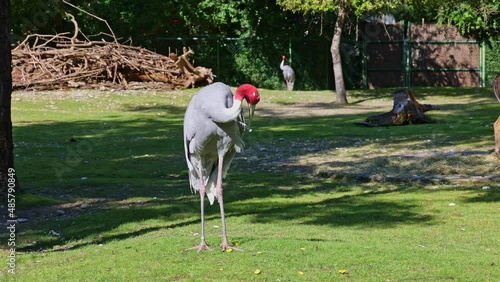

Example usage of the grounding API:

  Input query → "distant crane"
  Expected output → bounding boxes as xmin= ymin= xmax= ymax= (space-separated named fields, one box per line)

xmin=183 ymin=82 xmax=260 ymax=252
xmin=280 ymin=55 xmax=295 ymax=91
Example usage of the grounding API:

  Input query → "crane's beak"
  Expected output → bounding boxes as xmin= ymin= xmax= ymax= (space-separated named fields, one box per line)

xmin=247 ymin=104 xmax=256 ymax=132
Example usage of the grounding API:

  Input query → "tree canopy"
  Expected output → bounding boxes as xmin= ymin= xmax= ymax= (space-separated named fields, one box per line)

xmin=436 ymin=0 xmax=499 ymax=40
xmin=8 ymin=0 xmax=500 ymax=91
xmin=10 ymin=0 xmax=499 ymax=46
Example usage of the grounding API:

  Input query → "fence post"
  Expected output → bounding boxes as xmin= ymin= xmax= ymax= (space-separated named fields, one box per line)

xmin=288 ymin=38 xmax=292 ymax=65
xmin=362 ymin=36 xmax=367 ymax=89
xmin=326 ymin=40 xmax=330 ymax=89
xmin=402 ymin=20 xmax=411 ymax=88
xmin=217 ymin=38 xmax=220 ymax=78
xmin=480 ymin=41 xmax=486 ymax=87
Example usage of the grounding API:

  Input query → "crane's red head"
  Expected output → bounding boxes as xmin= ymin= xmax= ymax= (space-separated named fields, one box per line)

xmin=282 ymin=55 xmax=286 ymax=61
xmin=235 ymin=84 xmax=260 ymax=105
xmin=235 ymin=84 xmax=260 ymax=131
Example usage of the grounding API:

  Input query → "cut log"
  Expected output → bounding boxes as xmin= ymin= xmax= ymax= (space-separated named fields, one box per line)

xmin=357 ymin=88 xmax=439 ymax=127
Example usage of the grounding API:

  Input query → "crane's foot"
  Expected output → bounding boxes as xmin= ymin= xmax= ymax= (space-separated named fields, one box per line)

xmin=221 ymin=241 xmax=243 ymax=252
xmin=185 ymin=241 xmax=212 ymax=253
xmin=196 ymin=242 xmax=212 ymax=252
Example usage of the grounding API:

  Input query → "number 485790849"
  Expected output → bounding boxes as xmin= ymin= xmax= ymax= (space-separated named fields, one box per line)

xmin=7 ymin=168 xmax=16 ymax=217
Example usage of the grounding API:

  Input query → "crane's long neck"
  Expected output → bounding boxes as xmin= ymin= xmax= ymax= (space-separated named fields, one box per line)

xmin=219 ymin=98 xmax=242 ymax=122
xmin=280 ymin=60 xmax=286 ymax=70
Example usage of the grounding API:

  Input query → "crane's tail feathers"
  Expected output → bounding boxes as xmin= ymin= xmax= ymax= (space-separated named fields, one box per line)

xmin=188 ymin=160 xmax=219 ymax=205
xmin=187 ymin=149 xmax=239 ymax=206
xmin=205 ymin=170 xmax=218 ymax=205
xmin=188 ymin=169 xmax=198 ymax=194
xmin=188 ymin=168 xmax=217 ymax=205
xmin=206 ymin=189 xmax=216 ymax=205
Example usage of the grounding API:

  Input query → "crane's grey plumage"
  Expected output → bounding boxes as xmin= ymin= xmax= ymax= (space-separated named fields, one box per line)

xmin=183 ymin=82 xmax=260 ymax=252
xmin=280 ymin=55 xmax=295 ymax=91
xmin=184 ymin=83 xmax=244 ymax=204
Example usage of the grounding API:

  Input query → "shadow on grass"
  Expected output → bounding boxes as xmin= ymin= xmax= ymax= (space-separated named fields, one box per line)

xmin=17 ymin=197 xmax=204 ymax=252
xmin=228 ymin=186 xmax=434 ymax=228
xmin=352 ymin=86 xmax=495 ymax=101
xmin=17 ymin=178 xmax=434 ymax=252
xmin=12 ymin=89 xmax=498 ymax=253
xmin=463 ymin=188 xmax=500 ymax=203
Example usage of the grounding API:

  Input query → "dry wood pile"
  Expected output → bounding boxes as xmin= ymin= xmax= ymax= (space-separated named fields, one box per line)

xmin=11 ymin=16 xmax=215 ymax=91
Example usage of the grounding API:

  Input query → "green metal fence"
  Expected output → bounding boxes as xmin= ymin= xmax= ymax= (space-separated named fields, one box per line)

xmin=362 ymin=22 xmax=500 ymax=89
xmin=154 ymin=37 xmax=345 ymax=90
xmin=151 ymin=30 xmax=498 ymax=90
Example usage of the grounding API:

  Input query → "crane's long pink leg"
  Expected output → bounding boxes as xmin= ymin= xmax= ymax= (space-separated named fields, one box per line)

xmin=216 ymin=155 xmax=243 ymax=252
xmin=188 ymin=166 xmax=211 ymax=252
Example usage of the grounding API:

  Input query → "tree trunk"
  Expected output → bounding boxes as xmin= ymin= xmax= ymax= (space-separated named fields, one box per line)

xmin=331 ymin=7 xmax=347 ymax=104
xmin=356 ymin=88 xmax=439 ymax=127
xmin=0 ymin=0 xmax=14 ymax=203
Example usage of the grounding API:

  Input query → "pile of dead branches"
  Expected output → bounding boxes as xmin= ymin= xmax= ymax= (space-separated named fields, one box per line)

xmin=11 ymin=15 xmax=215 ymax=90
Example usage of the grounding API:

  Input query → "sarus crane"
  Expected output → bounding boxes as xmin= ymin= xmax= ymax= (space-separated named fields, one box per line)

xmin=280 ymin=55 xmax=295 ymax=91
xmin=183 ymin=82 xmax=260 ymax=252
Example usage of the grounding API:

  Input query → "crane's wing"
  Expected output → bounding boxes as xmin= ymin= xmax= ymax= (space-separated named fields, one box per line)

xmin=183 ymin=82 xmax=248 ymax=205
xmin=183 ymin=99 xmax=199 ymax=194
xmin=282 ymin=66 xmax=295 ymax=81
xmin=204 ymin=113 xmax=244 ymax=205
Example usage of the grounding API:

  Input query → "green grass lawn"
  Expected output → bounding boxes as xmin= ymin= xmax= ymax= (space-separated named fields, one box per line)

xmin=1 ymin=86 xmax=499 ymax=281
